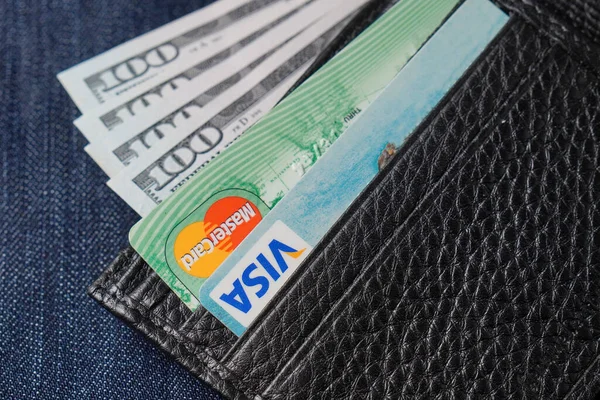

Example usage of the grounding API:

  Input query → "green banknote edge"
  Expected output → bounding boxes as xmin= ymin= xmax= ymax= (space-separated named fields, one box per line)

xmin=130 ymin=0 xmax=460 ymax=310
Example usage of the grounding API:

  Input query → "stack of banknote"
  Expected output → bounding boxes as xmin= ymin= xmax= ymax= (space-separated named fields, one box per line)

xmin=58 ymin=0 xmax=375 ymax=211
xmin=60 ymin=0 xmax=509 ymax=336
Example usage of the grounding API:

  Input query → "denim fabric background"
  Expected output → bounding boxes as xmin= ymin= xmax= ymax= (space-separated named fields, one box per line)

xmin=0 ymin=0 xmax=221 ymax=398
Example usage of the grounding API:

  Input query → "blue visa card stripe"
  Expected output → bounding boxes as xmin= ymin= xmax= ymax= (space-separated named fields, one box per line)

xmin=200 ymin=0 xmax=509 ymax=337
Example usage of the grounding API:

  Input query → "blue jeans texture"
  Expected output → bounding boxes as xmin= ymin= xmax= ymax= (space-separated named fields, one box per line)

xmin=0 ymin=1 xmax=222 ymax=398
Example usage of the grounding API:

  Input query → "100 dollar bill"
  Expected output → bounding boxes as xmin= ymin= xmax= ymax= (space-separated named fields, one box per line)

xmin=80 ymin=0 xmax=339 ymax=177
xmin=58 ymin=0 xmax=306 ymax=112
xmin=129 ymin=0 xmax=462 ymax=310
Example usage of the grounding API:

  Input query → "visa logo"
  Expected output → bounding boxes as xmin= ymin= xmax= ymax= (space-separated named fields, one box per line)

xmin=208 ymin=220 xmax=312 ymax=328
xmin=219 ymin=240 xmax=306 ymax=313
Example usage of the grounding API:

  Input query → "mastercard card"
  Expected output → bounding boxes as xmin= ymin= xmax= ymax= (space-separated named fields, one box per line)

xmin=199 ymin=0 xmax=509 ymax=336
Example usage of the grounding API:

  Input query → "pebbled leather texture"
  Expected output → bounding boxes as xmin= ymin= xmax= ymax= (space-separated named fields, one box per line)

xmin=89 ymin=0 xmax=600 ymax=398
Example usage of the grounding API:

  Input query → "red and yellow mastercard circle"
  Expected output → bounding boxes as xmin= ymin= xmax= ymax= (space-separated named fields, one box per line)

xmin=173 ymin=196 xmax=262 ymax=278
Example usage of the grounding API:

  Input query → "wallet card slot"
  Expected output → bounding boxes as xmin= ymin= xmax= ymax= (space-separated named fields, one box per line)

xmin=218 ymin=17 xmax=600 ymax=398
xmin=262 ymin=31 xmax=600 ymax=400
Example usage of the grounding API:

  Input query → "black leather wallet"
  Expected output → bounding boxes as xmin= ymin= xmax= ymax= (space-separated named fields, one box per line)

xmin=89 ymin=0 xmax=600 ymax=398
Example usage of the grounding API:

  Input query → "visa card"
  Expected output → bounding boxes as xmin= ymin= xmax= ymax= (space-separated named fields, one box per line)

xmin=199 ymin=0 xmax=509 ymax=336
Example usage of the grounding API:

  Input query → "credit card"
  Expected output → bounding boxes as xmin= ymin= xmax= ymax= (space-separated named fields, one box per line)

xmin=129 ymin=0 xmax=462 ymax=310
xmin=200 ymin=0 xmax=509 ymax=336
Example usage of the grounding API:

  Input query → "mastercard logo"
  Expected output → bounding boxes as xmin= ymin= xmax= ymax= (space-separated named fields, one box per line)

xmin=173 ymin=196 xmax=263 ymax=278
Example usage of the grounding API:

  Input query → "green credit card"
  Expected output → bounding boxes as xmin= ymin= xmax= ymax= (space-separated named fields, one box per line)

xmin=130 ymin=0 xmax=461 ymax=310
